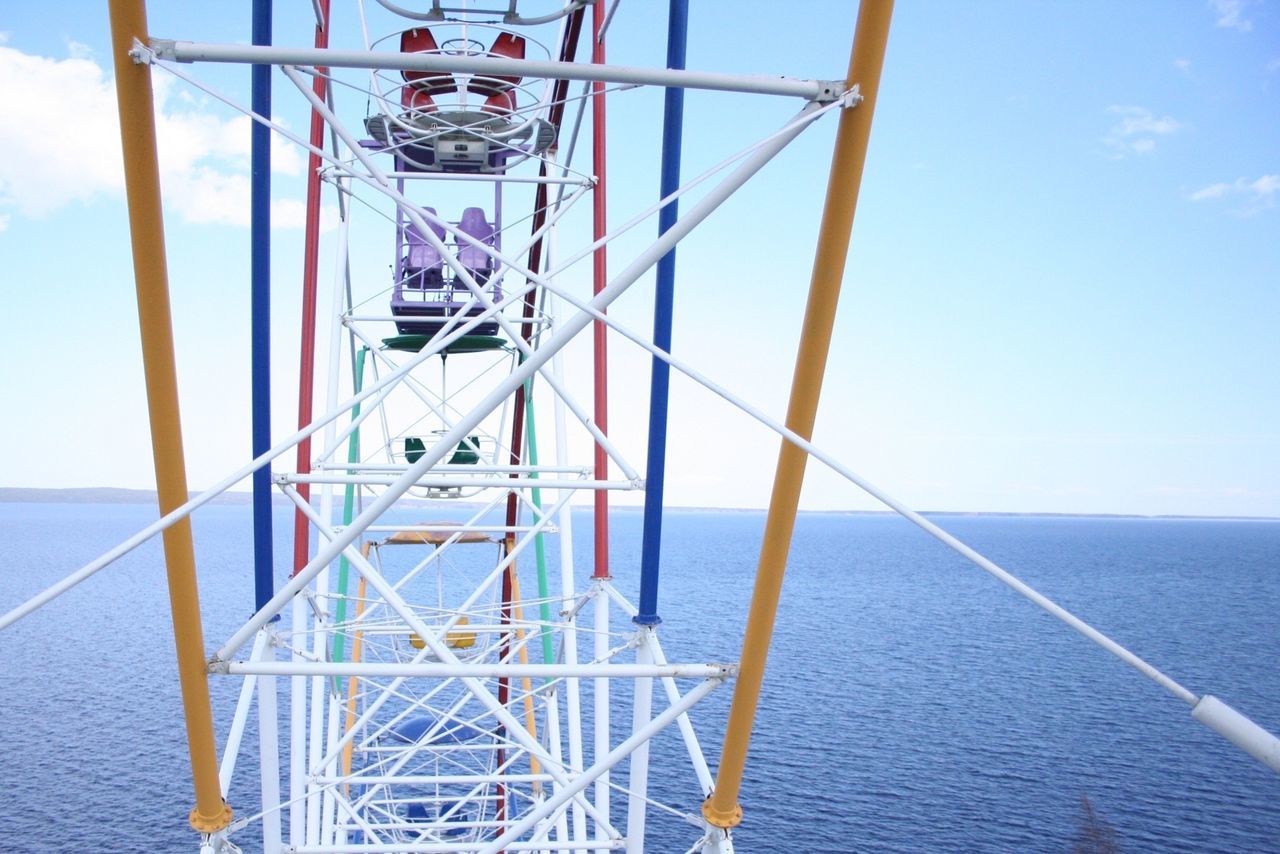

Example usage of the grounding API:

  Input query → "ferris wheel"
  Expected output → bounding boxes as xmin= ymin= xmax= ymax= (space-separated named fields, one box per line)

xmin=3 ymin=1 xmax=1277 ymax=852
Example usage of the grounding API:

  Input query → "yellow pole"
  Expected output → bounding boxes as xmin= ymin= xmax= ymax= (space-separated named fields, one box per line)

xmin=505 ymin=561 xmax=543 ymax=795
xmin=703 ymin=0 xmax=894 ymax=829
xmin=107 ymin=0 xmax=232 ymax=834
xmin=342 ymin=560 xmax=370 ymax=788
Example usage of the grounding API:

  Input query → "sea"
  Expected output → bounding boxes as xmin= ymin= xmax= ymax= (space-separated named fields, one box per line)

xmin=2 ymin=502 xmax=1278 ymax=853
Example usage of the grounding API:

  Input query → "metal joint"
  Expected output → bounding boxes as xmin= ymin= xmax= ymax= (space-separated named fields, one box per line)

xmin=815 ymin=79 xmax=847 ymax=103
xmin=841 ymin=84 xmax=864 ymax=109
xmin=128 ymin=37 xmax=155 ymax=65
xmin=148 ymin=38 xmax=177 ymax=61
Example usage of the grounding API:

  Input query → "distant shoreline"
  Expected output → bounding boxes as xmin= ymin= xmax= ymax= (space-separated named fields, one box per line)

xmin=1 ymin=487 xmax=1275 ymax=522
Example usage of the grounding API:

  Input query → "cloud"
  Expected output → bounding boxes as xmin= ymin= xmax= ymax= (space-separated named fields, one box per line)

xmin=1104 ymin=106 xmax=1183 ymax=156
xmin=0 ymin=41 xmax=311 ymax=228
xmin=1210 ymin=0 xmax=1254 ymax=31
xmin=1189 ymin=173 xmax=1279 ymax=213
xmin=1173 ymin=58 xmax=1192 ymax=74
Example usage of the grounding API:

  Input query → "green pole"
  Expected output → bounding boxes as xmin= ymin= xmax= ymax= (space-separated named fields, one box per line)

xmin=331 ymin=347 xmax=367 ymax=668
xmin=524 ymin=377 xmax=557 ymax=667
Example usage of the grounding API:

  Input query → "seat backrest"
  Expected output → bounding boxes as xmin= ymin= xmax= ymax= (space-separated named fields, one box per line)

xmin=468 ymin=32 xmax=526 ymax=98
xmin=402 ymin=86 xmax=436 ymax=113
xmin=483 ymin=90 xmax=516 ymax=115
xmin=456 ymin=207 xmax=495 ymax=270
xmin=405 ymin=208 xmax=446 ymax=269
xmin=400 ymin=28 xmax=456 ymax=95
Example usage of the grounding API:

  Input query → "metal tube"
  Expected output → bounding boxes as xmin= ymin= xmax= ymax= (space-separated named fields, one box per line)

xmin=635 ymin=0 xmax=689 ymax=627
xmin=590 ymin=10 xmax=613 ymax=843
xmin=290 ymin=840 xmax=624 ymax=853
xmin=624 ymin=629 xmax=656 ymax=854
xmin=251 ymin=0 xmax=275 ymax=614
xmin=279 ymin=475 xmax=637 ymax=489
xmin=258 ymin=640 xmax=284 ymax=852
xmin=223 ymin=662 xmax=728 ymax=678
xmin=290 ymin=0 xmax=331 ymax=590
xmin=591 ymin=0 xmax=611 ymax=585
xmin=1192 ymin=696 xmax=1280 ymax=773
xmin=378 ymin=171 xmax=588 ymax=184
xmin=703 ymin=0 xmax=895 ymax=830
xmin=218 ymin=629 xmax=268 ymax=794
xmin=551 ymin=288 xmax=589 ymax=846
xmin=152 ymin=39 xmax=839 ymax=100
xmin=106 ymin=0 xmax=231 ymax=834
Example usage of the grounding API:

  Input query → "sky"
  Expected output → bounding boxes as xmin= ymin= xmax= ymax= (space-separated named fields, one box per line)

xmin=0 ymin=1 xmax=1276 ymax=517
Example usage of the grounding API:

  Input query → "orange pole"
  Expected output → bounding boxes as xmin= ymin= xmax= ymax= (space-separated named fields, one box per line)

xmin=107 ymin=0 xmax=231 ymax=834
xmin=702 ymin=0 xmax=894 ymax=830
xmin=342 ymin=561 xmax=370 ymax=785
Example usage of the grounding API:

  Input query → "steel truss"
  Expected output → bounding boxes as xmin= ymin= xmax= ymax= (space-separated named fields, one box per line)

xmin=166 ymin=4 xmax=838 ymax=852
xmin=4 ymin=5 xmax=1276 ymax=853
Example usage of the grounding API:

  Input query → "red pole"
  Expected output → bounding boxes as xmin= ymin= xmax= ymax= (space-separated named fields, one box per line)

xmin=291 ymin=0 xmax=332 ymax=576
xmin=590 ymin=0 xmax=610 ymax=579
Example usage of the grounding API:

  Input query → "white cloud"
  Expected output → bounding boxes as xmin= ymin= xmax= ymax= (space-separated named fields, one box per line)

xmin=1173 ymin=58 xmax=1192 ymax=74
xmin=0 ymin=42 xmax=310 ymax=228
xmin=1104 ymin=106 xmax=1183 ymax=156
xmin=67 ymin=40 xmax=94 ymax=60
xmin=1210 ymin=0 xmax=1254 ymax=31
xmin=1189 ymin=182 xmax=1232 ymax=201
xmin=1189 ymin=173 xmax=1279 ymax=213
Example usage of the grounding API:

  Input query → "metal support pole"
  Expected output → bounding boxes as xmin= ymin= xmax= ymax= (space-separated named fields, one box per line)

xmin=251 ymin=0 xmax=275 ymax=611
xmin=290 ymin=0 xmax=332 ymax=580
xmin=635 ymin=0 xmax=689 ymax=627
xmin=106 ymin=0 xmax=231 ymax=834
xmin=703 ymin=0 xmax=895 ymax=830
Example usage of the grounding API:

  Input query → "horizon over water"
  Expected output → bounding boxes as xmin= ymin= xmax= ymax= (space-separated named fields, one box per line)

xmin=1 ymin=503 xmax=1277 ymax=852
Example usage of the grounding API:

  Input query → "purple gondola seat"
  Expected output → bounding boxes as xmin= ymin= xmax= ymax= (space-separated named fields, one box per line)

xmin=390 ymin=207 xmax=501 ymax=338
xmin=403 ymin=209 xmax=446 ymax=291
xmin=456 ymin=207 xmax=496 ymax=281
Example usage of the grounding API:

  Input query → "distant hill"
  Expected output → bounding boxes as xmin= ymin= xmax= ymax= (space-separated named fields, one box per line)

xmin=1 ymin=487 xmax=1274 ymax=521
xmin=0 ymin=487 xmax=282 ymax=506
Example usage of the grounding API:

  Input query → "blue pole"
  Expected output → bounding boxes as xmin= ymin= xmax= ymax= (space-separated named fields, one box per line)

xmin=251 ymin=0 xmax=274 ymax=611
xmin=635 ymin=0 xmax=688 ymax=627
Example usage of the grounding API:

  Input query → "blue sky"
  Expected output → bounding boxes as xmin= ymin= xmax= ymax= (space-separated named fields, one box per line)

xmin=0 ymin=1 xmax=1276 ymax=517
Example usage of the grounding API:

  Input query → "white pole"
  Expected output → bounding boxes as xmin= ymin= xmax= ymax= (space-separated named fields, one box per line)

xmin=309 ymin=169 xmax=354 ymax=850
xmin=258 ymin=639 xmax=284 ymax=853
xmin=223 ymin=662 xmax=728 ymax=678
xmin=150 ymin=39 xmax=840 ymax=100
xmin=549 ymin=249 xmax=589 ymax=851
xmin=1193 ymin=696 xmax=1280 ymax=772
xmin=592 ymin=579 xmax=610 ymax=853
xmin=288 ymin=840 xmax=625 ymax=853
xmin=601 ymin=586 xmax=716 ymax=795
xmin=219 ymin=629 xmax=268 ymax=794
xmin=624 ymin=627 xmax=655 ymax=854
xmin=290 ymin=592 xmax=308 ymax=847
xmin=544 ymin=683 xmax=571 ymax=854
